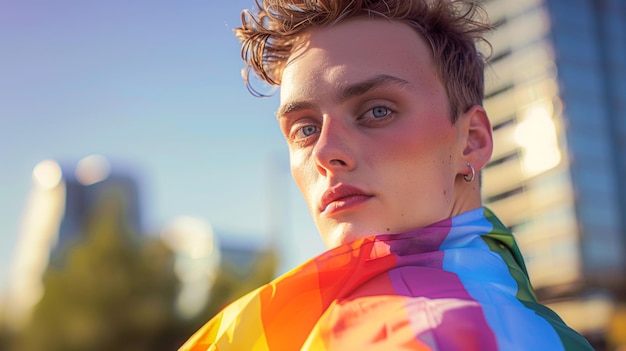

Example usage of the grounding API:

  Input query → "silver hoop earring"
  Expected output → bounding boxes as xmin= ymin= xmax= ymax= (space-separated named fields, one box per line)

xmin=464 ymin=163 xmax=475 ymax=182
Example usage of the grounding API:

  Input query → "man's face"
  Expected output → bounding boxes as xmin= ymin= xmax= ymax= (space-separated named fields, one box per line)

xmin=278 ymin=18 xmax=466 ymax=248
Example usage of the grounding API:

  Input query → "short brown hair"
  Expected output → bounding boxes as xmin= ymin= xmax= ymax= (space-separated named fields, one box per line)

xmin=235 ymin=0 xmax=492 ymax=121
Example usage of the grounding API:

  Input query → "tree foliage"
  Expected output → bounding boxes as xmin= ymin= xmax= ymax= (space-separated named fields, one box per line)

xmin=11 ymin=190 xmax=182 ymax=351
xmin=8 ymin=188 xmax=279 ymax=350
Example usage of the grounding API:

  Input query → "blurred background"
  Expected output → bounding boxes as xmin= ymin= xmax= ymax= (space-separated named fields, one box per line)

xmin=0 ymin=0 xmax=625 ymax=350
xmin=0 ymin=1 xmax=325 ymax=349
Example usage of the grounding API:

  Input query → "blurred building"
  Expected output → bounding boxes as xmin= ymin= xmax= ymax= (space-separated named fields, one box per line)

xmin=52 ymin=155 xmax=142 ymax=263
xmin=481 ymin=0 xmax=625 ymax=349
xmin=5 ymin=155 xmax=142 ymax=329
xmin=161 ymin=219 xmax=279 ymax=321
xmin=162 ymin=216 xmax=221 ymax=319
xmin=217 ymin=232 xmax=277 ymax=280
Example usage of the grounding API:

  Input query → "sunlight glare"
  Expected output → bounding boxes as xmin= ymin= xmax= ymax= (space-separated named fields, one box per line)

xmin=514 ymin=104 xmax=561 ymax=177
xmin=32 ymin=160 xmax=63 ymax=190
xmin=75 ymin=154 xmax=111 ymax=186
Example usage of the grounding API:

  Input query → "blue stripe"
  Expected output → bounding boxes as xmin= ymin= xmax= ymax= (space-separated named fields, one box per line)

xmin=440 ymin=209 xmax=565 ymax=350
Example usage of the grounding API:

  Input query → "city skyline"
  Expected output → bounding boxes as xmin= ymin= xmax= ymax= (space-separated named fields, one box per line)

xmin=0 ymin=1 xmax=326 ymax=301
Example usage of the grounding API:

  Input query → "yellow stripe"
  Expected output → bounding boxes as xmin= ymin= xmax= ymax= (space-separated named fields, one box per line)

xmin=215 ymin=287 xmax=269 ymax=350
xmin=178 ymin=313 xmax=223 ymax=350
xmin=300 ymin=302 xmax=331 ymax=351
xmin=301 ymin=328 xmax=328 ymax=351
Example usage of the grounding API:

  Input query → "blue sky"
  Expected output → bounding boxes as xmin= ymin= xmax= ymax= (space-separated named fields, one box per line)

xmin=0 ymin=1 xmax=326 ymax=297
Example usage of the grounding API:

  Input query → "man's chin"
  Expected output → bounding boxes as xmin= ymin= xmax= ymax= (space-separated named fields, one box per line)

xmin=319 ymin=222 xmax=382 ymax=248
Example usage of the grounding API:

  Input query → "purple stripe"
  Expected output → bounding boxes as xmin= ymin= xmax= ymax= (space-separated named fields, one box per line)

xmin=385 ymin=219 xmax=499 ymax=350
xmin=389 ymin=268 xmax=497 ymax=350
xmin=383 ymin=219 xmax=453 ymax=258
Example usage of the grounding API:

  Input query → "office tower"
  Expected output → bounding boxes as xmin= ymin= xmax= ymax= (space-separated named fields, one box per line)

xmin=5 ymin=160 xmax=66 ymax=329
xmin=481 ymin=0 xmax=626 ymax=347
xmin=161 ymin=216 xmax=221 ymax=319
xmin=51 ymin=155 xmax=142 ymax=262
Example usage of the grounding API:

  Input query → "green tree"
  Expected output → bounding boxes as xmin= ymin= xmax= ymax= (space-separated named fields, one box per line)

xmin=10 ymin=187 xmax=281 ymax=350
xmin=11 ymin=189 xmax=182 ymax=351
xmin=0 ymin=321 xmax=11 ymax=351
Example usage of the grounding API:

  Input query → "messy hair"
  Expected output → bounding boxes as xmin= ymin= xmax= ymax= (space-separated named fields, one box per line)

xmin=235 ymin=0 xmax=492 ymax=122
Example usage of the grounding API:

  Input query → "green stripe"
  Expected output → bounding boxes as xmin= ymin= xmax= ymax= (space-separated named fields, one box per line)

xmin=481 ymin=207 xmax=537 ymax=302
xmin=520 ymin=300 xmax=595 ymax=350
xmin=481 ymin=207 xmax=594 ymax=350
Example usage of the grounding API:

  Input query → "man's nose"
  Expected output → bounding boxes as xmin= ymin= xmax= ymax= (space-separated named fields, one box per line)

xmin=312 ymin=116 xmax=356 ymax=176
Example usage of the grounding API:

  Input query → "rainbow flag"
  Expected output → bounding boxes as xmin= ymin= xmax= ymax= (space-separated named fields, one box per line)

xmin=180 ymin=207 xmax=593 ymax=350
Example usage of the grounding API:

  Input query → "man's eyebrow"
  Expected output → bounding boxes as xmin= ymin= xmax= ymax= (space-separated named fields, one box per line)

xmin=277 ymin=100 xmax=318 ymax=120
xmin=339 ymin=74 xmax=412 ymax=102
xmin=277 ymin=74 xmax=412 ymax=119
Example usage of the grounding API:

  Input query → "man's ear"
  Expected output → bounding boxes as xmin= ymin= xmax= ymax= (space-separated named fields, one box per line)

xmin=458 ymin=105 xmax=493 ymax=172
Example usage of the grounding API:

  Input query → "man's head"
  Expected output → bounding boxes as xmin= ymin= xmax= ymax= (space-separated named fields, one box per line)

xmin=236 ymin=0 xmax=491 ymax=121
xmin=236 ymin=0 xmax=494 ymax=247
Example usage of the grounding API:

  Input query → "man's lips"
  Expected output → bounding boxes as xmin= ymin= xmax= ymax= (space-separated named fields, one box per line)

xmin=319 ymin=184 xmax=373 ymax=213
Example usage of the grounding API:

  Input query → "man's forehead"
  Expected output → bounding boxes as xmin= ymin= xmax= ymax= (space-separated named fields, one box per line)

xmin=277 ymin=17 xmax=437 ymax=115
xmin=277 ymin=73 xmax=415 ymax=119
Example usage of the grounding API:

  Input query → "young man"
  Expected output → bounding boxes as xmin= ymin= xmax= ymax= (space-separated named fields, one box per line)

xmin=180 ymin=1 xmax=593 ymax=349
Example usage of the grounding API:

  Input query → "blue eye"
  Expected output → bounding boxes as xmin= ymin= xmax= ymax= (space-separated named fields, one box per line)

xmin=372 ymin=106 xmax=390 ymax=118
xmin=300 ymin=125 xmax=318 ymax=137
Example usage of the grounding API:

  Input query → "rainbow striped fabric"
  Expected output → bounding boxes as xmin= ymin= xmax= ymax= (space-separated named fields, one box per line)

xmin=180 ymin=207 xmax=593 ymax=350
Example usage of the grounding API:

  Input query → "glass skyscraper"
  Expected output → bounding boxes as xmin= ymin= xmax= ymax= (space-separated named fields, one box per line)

xmin=482 ymin=0 xmax=626 ymax=348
